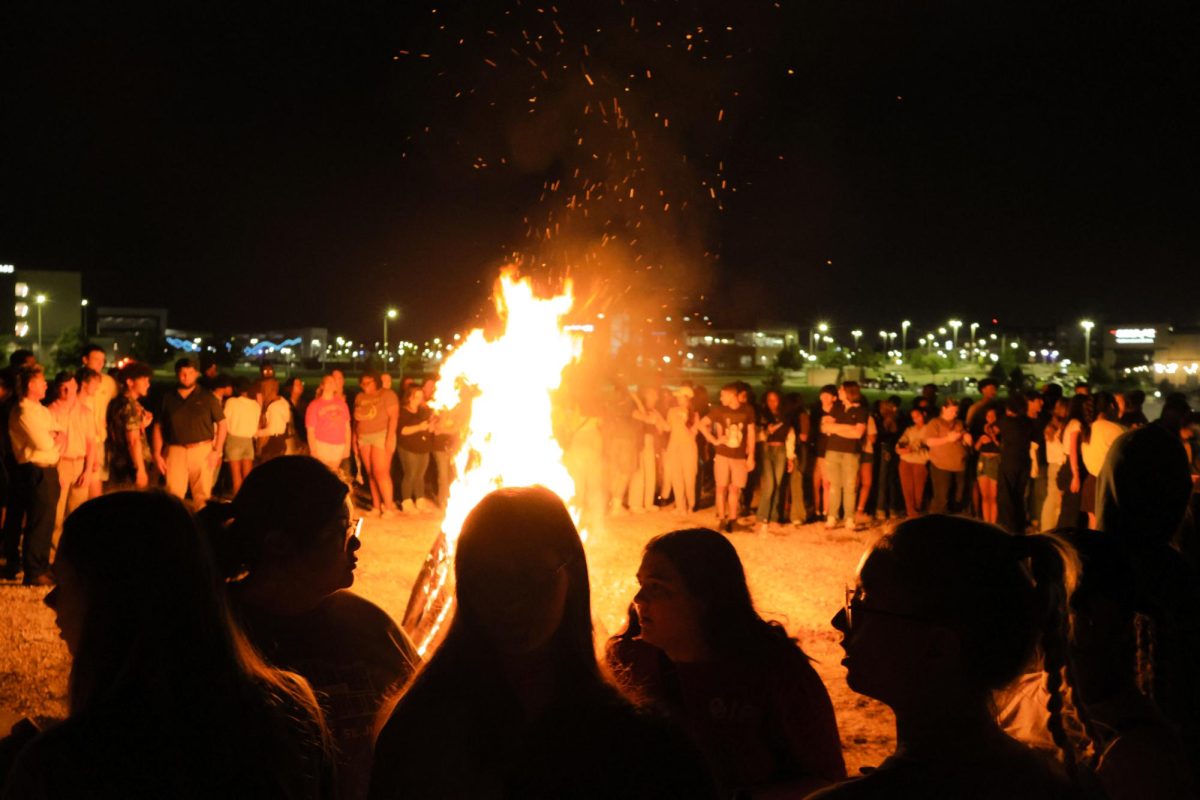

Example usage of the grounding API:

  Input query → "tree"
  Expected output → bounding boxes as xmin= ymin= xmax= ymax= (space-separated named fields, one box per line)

xmin=52 ymin=326 xmax=86 ymax=370
xmin=775 ymin=345 xmax=801 ymax=370
xmin=988 ymin=362 xmax=1007 ymax=383
xmin=1087 ymin=363 xmax=1113 ymax=388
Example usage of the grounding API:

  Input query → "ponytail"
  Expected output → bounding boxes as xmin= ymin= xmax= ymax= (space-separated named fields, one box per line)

xmin=196 ymin=501 xmax=255 ymax=581
xmin=1013 ymin=533 xmax=1095 ymax=775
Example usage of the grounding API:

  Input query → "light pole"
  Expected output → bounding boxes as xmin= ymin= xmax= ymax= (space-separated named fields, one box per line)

xmin=901 ymin=320 xmax=910 ymax=355
xmin=35 ymin=294 xmax=47 ymax=358
xmin=80 ymin=298 xmax=89 ymax=335
xmin=1080 ymin=319 xmax=1095 ymax=369
xmin=879 ymin=329 xmax=888 ymax=350
xmin=969 ymin=322 xmax=979 ymax=357
xmin=851 ymin=329 xmax=862 ymax=350
xmin=949 ymin=319 xmax=962 ymax=350
xmin=817 ymin=322 xmax=829 ymax=352
xmin=384 ymin=308 xmax=398 ymax=364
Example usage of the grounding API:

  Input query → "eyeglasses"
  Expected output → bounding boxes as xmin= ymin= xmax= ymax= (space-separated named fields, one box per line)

xmin=843 ymin=586 xmax=935 ymax=629
xmin=346 ymin=517 xmax=363 ymax=548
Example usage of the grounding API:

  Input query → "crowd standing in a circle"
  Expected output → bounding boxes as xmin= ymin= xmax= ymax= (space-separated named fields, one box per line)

xmin=0 ymin=348 xmax=1198 ymax=799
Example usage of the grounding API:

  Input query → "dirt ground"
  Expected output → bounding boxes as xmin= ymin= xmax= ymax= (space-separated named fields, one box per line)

xmin=0 ymin=510 xmax=895 ymax=775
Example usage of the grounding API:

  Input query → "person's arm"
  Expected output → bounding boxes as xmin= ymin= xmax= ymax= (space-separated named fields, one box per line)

xmin=1066 ymin=427 xmax=1082 ymax=493
xmin=151 ymin=418 xmax=168 ymax=476
xmin=399 ymin=412 xmax=430 ymax=436
xmin=16 ymin=407 xmax=60 ymax=455
xmin=385 ymin=397 xmax=399 ymax=453
xmin=209 ymin=419 xmax=227 ymax=470
xmin=79 ymin=419 xmax=97 ymax=487
xmin=699 ymin=415 xmax=719 ymax=445
xmin=745 ymin=421 xmax=756 ymax=469
xmin=785 ymin=427 xmax=797 ymax=471
xmin=799 ymin=411 xmax=810 ymax=442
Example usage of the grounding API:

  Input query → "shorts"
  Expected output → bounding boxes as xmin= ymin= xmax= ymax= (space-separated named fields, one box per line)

xmin=860 ymin=450 xmax=874 ymax=466
xmin=1081 ymin=474 xmax=1097 ymax=514
xmin=358 ymin=430 xmax=387 ymax=448
xmin=714 ymin=454 xmax=749 ymax=489
xmin=224 ymin=435 xmax=254 ymax=461
xmin=979 ymin=455 xmax=1000 ymax=481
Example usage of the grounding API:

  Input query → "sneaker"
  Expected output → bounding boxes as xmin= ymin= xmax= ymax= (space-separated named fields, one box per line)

xmin=24 ymin=573 xmax=54 ymax=587
xmin=401 ymin=498 xmax=416 ymax=514
xmin=724 ymin=518 xmax=735 ymax=534
xmin=825 ymin=518 xmax=840 ymax=530
xmin=757 ymin=521 xmax=770 ymax=536
xmin=415 ymin=497 xmax=437 ymax=514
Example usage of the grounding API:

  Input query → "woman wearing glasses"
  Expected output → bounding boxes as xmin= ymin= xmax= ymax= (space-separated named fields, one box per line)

xmin=814 ymin=515 xmax=1084 ymax=799
xmin=607 ymin=527 xmax=845 ymax=799
xmin=203 ymin=456 xmax=418 ymax=800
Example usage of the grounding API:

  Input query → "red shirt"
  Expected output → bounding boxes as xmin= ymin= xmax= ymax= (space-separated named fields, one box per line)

xmin=609 ymin=638 xmax=846 ymax=796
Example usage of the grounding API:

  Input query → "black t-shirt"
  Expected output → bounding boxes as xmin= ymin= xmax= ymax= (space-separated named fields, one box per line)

xmin=232 ymin=590 xmax=418 ymax=800
xmin=397 ymin=405 xmax=433 ymax=453
xmin=759 ymin=409 xmax=789 ymax=445
xmin=707 ymin=404 xmax=755 ymax=459
xmin=824 ymin=402 xmax=869 ymax=455
xmin=997 ymin=415 xmax=1034 ymax=470
xmin=159 ymin=386 xmax=224 ymax=446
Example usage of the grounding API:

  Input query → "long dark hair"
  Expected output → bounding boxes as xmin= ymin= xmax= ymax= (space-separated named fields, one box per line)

xmin=1067 ymin=394 xmax=1093 ymax=441
xmin=382 ymin=486 xmax=616 ymax=729
xmin=56 ymin=491 xmax=331 ymax=791
xmin=870 ymin=515 xmax=1089 ymax=776
xmin=614 ymin=528 xmax=800 ymax=664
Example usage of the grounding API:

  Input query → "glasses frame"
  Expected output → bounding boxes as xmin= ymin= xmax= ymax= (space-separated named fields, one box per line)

xmin=843 ymin=586 xmax=936 ymax=629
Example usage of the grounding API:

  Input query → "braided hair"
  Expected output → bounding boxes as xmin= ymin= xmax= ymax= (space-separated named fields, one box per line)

xmin=873 ymin=516 xmax=1090 ymax=773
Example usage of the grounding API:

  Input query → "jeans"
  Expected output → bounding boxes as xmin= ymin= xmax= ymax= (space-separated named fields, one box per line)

xmin=788 ymin=447 xmax=809 ymax=523
xmin=756 ymin=445 xmax=787 ymax=522
xmin=1 ymin=464 xmax=60 ymax=582
xmin=998 ymin=464 xmax=1029 ymax=533
xmin=876 ymin=450 xmax=902 ymax=516
xmin=628 ymin=434 xmax=658 ymax=512
xmin=1041 ymin=464 xmax=1063 ymax=532
xmin=929 ymin=465 xmax=966 ymax=514
xmin=398 ymin=448 xmax=430 ymax=503
xmin=432 ymin=448 xmax=451 ymax=509
xmin=823 ymin=450 xmax=858 ymax=522
xmin=898 ymin=460 xmax=928 ymax=517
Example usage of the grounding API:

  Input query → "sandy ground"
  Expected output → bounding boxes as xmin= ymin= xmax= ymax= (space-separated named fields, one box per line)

xmin=0 ymin=509 xmax=895 ymax=775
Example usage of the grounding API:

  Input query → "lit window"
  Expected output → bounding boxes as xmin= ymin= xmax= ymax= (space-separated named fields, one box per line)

xmin=14 ymin=322 xmax=29 ymax=337
xmin=15 ymin=283 xmax=28 ymax=298
xmin=14 ymin=302 xmax=28 ymax=318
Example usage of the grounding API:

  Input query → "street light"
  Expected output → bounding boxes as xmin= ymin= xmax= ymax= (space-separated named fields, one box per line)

xmin=81 ymin=298 xmax=89 ymax=335
xmin=949 ymin=319 xmax=962 ymax=350
xmin=851 ymin=329 xmax=862 ymax=350
xmin=969 ymin=322 xmax=979 ymax=356
xmin=879 ymin=329 xmax=888 ymax=348
xmin=35 ymin=294 xmax=47 ymax=357
xmin=813 ymin=321 xmax=829 ymax=351
xmin=901 ymin=320 xmax=911 ymax=354
xmin=1080 ymin=319 xmax=1095 ymax=368
xmin=384 ymin=308 xmax=398 ymax=362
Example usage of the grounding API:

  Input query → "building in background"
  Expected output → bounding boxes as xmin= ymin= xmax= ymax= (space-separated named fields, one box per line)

xmin=2 ymin=266 xmax=84 ymax=360
xmin=94 ymin=307 xmax=169 ymax=366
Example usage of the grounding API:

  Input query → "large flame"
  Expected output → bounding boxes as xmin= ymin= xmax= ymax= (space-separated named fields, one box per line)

xmin=405 ymin=269 xmax=584 ymax=655
xmin=433 ymin=269 xmax=584 ymax=546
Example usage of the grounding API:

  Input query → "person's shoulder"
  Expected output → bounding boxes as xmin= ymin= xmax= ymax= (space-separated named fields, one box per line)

xmin=321 ymin=591 xmax=419 ymax=659
xmin=4 ymin=718 xmax=90 ymax=795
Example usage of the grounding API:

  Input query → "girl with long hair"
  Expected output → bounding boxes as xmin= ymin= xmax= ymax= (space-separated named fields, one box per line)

xmin=664 ymin=387 xmax=699 ymax=516
xmin=305 ymin=375 xmax=351 ymax=474
xmin=896 ymin=407 xmax=930 ymax=518
xmin=8 ymin=491 xmax=334 ymax=798
xmin=1041 ymin=398 xmax=1070 ymax=531
xmin=756 ymin=389 xmax=790 ymax=531
xmin=815 ymin=515 xmax=1086 ymax=798
xmin=607 ymin=528 xmax=846 ymax=797
xmin=370 ymin=487 xmax=715 ymax=799
xmin=395 ymin=385 xmax=433 ymax=513
xmin=974 ymin=407 xmax=1002 ymax=524
xmin=203 ymin=456 xmax=418 ymax=800
xmin=352 ymin=371 xmax=400 ymax=517
xmin=1056 ymin=395 xmax=1093 ymax=530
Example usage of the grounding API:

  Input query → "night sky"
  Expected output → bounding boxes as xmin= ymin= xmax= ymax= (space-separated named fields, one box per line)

xmin=3 ymin=1 xmax=1197 ymax=340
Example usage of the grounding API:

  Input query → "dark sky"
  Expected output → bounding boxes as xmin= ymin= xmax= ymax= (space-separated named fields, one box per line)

xmin=3 ymin=1 xmax=1197 ymax=340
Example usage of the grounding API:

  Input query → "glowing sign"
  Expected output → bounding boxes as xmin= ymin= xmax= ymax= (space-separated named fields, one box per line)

xmin=166 ymin=337 xmax=201 ymax=352
xmin=244 ymin=336 xmax=303 ymax=356
xmin=0 ymin=265 xmax=14 ymax=274
xmin=1111 ymin=328 xmax=1156 ymax=345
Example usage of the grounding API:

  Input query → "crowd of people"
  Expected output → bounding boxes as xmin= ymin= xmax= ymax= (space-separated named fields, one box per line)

xmin=576 ymin=378 xmax=1200 ymax=541
xmin=1 ymin=346 xmax=1199 ymax=798
xmin=0 ymin=432 xmax=1196 ymax=798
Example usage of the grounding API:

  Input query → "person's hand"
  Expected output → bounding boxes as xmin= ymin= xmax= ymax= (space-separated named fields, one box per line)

xmin=74 ymin=470 xmax=89 ymax=489
xmin=948 ymin=430 xmax=962 ymax=441
xmin=153 ymin=455 xmax=167 ymax=475
xmin=786 ymin=458 xmax=795 ymax=473
xmin=136 ymin=467 xmax=150 ymax=488
xmin=746 ymin=457 xmax=755 ymax=472
xmin=1070 ymin=474 xmax=1081 ymax=494
xmin=207 ymin=450 xmax=221 ymax=471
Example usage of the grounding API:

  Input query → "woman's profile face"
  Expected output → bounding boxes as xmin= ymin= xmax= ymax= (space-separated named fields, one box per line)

xmin=459 ymin=545 xmax=569 ymax=655
xmin=633 ymin=551 xmax=706 ymax=662
xmin=834 ymin=551 xmax=933 ymax=709
xmin=910 ymin=409 xmax=924 ymax=426
xmin=45 ymin=558 xmax=87 ymax=657
xmin=290 ymin=504 xmax=359 ymax=596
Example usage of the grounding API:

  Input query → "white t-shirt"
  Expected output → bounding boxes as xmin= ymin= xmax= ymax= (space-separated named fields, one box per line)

xmin=1082 ymin=418 xmax=1126 ymax=477
xmin=261 ymin=398 xmax=290 ymax=437
xmin=224 ymin=396 xmax=262 ymax=439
